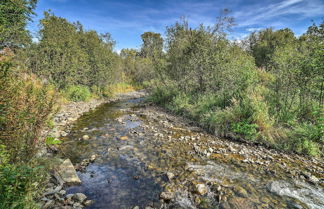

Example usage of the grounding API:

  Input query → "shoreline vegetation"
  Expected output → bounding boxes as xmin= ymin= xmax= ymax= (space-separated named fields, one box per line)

xmin=0 ymin=0 xmax=323 ymax=208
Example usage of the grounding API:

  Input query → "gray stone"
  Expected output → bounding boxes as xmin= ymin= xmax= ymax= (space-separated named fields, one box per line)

xmin=166 ymin=172 xmax=175 ymax=181
xmin=43 ymin=200 xmax=55 ymax=209
xmin=84 ymin=200 xmax=93 ymax=206
xmin=72 ymin=193 xmax=87 ymax=203
xmin=59 ymin=190 xmax=66 ymax=196
xmin=308 ymin=175 xmax=319 ymax=184
xmin=72 ymin=202 xmax=83 ymax=208
xmin=160 ymin=191 xmax=174 ymax=200
xmin=57 ymin=159 xmax=81 ymax=184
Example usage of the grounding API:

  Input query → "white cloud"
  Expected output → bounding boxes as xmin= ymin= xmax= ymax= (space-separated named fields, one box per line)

xmin=246 ymin=27 xmax=263 ymax=32
xmin=234 ymin=0 xmax=324 ymax=27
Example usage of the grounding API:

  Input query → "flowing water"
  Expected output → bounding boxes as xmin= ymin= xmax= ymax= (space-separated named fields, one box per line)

xmin=59 ymin=96 xmax=324 ymax=209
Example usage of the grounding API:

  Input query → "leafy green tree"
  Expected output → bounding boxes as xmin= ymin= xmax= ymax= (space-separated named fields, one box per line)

xmin=140 ymin=32 xmax=163 ymax=58
xmin=247 ymin=28 xmax=296 ymax=70
xmin=28 ymin=12 xmax=89 ymax=88
xmin=0 ymin=0 xmax=37 ymax=49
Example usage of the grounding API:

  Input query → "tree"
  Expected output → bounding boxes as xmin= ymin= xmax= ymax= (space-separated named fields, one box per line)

xmin=247 ymin=28 xmax=296 ymax=70
xmin=0 ymin=0 xmax=37 ymax=49
xmin=28 ymin=11 xmax=89 ymax=88
xmin=140 ymin=32 xmax=163 ymax=58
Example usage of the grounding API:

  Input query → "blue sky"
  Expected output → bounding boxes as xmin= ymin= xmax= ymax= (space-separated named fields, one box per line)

xmin=28 ymin=0 xmax=324 ymax=51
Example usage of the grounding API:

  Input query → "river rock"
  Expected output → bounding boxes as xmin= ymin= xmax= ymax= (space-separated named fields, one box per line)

xmin=57 ymin=159 xmax=81 ymax=184
xmin=72 ymin=193 xmax=87 ymax=203
xmin=221 ymin=197 xmax=256 ymax=209
xmin=43 ymin=200 xmax=55 ymax=209
xmin=195 ymin=184 xmax=208 ymax=195
xmin=308 ymin=175 xmax=319 ymax=184
xmin=166 ymin=172 xmax=175 ymax=181
xmin=84 ymin=200 xmax=93 ymax=206
xmin=267 ymin=180 xmax=290 ymax=195
xmin=90 ymin=154 xmax=96 ymax=162
xmin=160 ymin=192 xmax=174 ymax=200
xmin=120 ymin=136 xmax=128 ymax=140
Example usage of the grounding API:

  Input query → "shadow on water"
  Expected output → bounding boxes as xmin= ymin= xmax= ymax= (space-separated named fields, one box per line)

xmin=60 ymin=98 xmax=163 ymax=209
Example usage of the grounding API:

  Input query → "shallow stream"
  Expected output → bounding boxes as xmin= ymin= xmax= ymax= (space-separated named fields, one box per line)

xmin=60 ymin=97 xmax=324 ymax=209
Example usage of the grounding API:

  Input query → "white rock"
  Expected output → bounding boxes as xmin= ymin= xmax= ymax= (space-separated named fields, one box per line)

xmin=160 ymin=192 xmax=174 ymax=200
xmin=82 ymin=135 xmax=90 ymax=140
xmin=166 ymin=172 xmax=175 ymax=181
xmin=196 ymin=184 xmax=208 ymax=195
xmin=90 ymin=154 xmax=96 ymax=162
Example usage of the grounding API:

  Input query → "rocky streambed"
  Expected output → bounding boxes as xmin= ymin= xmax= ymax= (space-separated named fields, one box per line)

xmin=42 ymin=91 xmax=324 ymax=209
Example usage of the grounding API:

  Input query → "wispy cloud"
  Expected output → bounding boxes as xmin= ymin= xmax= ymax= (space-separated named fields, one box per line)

xmin=31 ymin=0 xmax=324 ymax=50
xmin=234 ymin=0 xmax=324 ymax=27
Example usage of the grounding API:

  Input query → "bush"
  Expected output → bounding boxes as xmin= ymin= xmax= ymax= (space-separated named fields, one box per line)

xmin=63 ymin=85 xmax=91 ymax=102
xmin=0 ymin=145 xmax=45 ymax=209
xmin=0 ymin=54 xmax=55 ymax=162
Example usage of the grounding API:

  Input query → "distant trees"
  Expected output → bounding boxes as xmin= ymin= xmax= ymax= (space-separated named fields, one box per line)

xmin=119 ymin=31 xmax=164 ymax=84
xmin=0 ymin=0 xmax=37 ymax=49
xmin=27 ymin=12 xmax=120 ymax=93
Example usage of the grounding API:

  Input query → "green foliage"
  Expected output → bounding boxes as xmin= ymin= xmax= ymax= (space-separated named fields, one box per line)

xmin=150 ymin=18 xmax=323 ymax=156
xmin=140 ymin=32 xmax=163 ymax=58
xmin=63 ymin=85 xmax=91 ymax=102
xmin=0 ymin=145 xmax=45 ymax=209
xmin=27 ymin=12 xmax=120 ymax=94
xmin=0 ymin=0 xmax=37 ymax=49
xmin=232 ymin=122 xmax=259 ymax=140
xmin=45 ymin=136 xmax=62 ymax=145
xmin=247 ymin=28 xmax=296 ymax=70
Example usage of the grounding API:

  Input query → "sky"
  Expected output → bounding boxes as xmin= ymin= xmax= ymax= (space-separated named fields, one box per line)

xmin=28 ymin=0 xmax=324 ymax=52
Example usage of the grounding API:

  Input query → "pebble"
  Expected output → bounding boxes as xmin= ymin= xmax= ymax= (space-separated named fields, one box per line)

xmin=82 ymin=135 xmax=90 ymax=140
xmin=160 ymin=192 xmax=174 ymax=200
xmin=195 ymin=184 xmax=208 ymax=195
xmin=166 ymin=172 xmax=175 ymax=181
xmin=72 ymin=193 xmax=87 ymax=203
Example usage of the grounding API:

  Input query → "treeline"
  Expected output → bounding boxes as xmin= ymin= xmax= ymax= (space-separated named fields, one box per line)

xmin=27 ymin=12 xmax=121 ymax=96
xmin=148 ymin=19 xmax=323 ymax=156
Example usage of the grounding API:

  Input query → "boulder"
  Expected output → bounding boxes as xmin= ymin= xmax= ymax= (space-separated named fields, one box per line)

xmin=57 ymin=159 xmax=81 ymax=184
